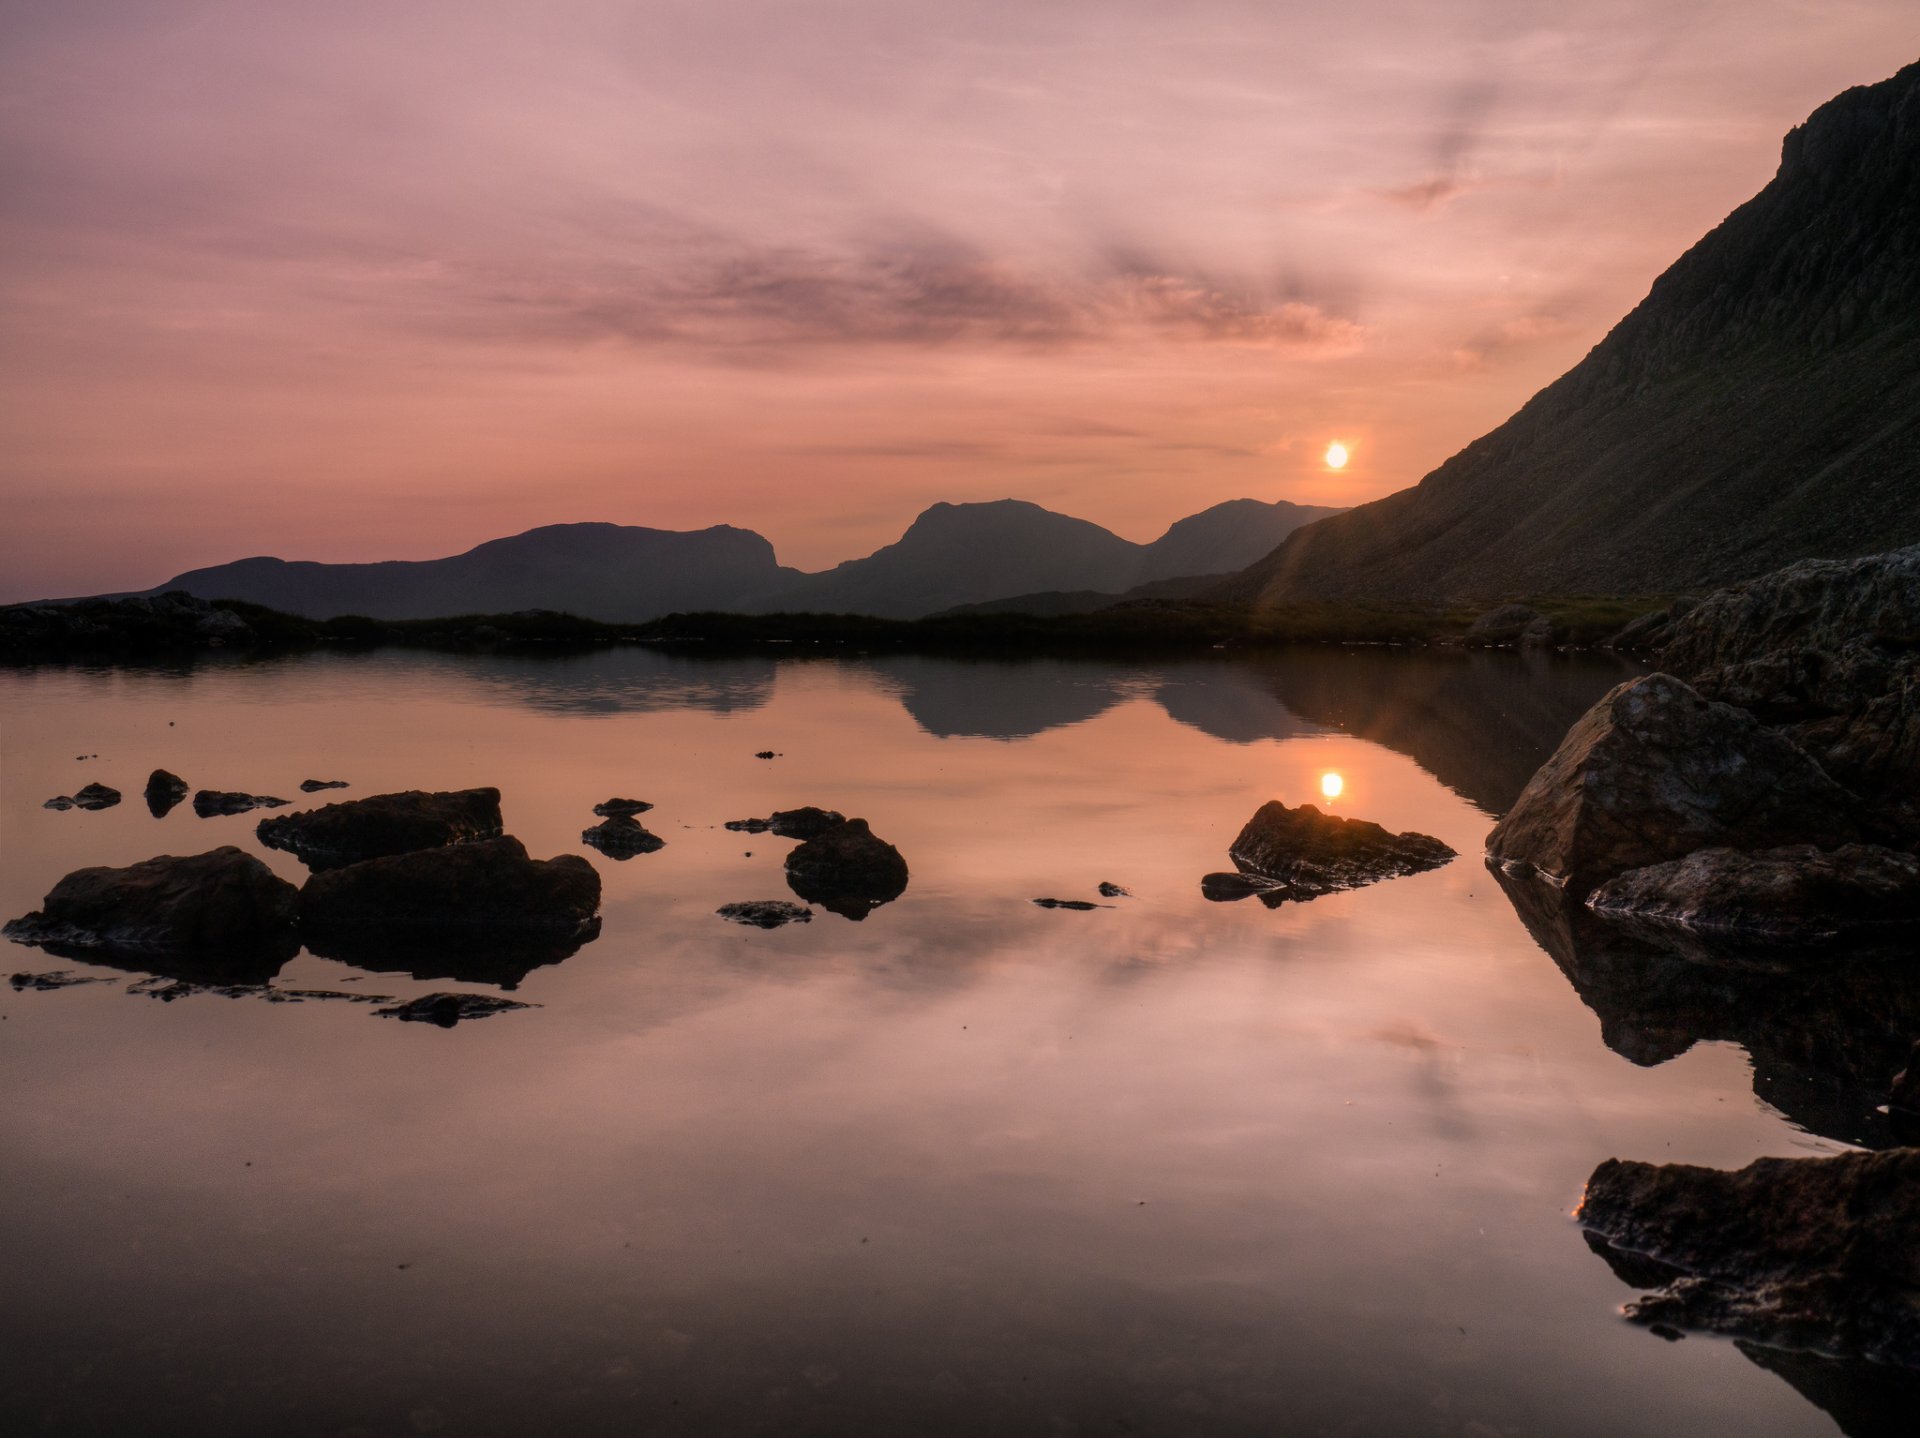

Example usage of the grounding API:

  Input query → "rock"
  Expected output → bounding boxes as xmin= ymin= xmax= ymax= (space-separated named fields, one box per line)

xmin=754 ymin=750 xmax=779 ymax=759
xmin=784 ymin=819 xmax=909 ymax=921
xmin=716 ymin=900 xmax=813 ymax=929
xmin=1520 ymin=614 xmax=1557 ymax=646
xmin=592 ymin=797 xmax=652 ymax=817
xmin=1587 ymin=844 xmax=1920 ymax=941
xmin=581 ymin=815 xmax=666 ymax=858
xmin=1485 ymin=673 xmax=1862 ymax=894
xmin=1577 ymin=1148 xmax=1920 ymax=1366
xmin=1225 ymin=800 xmax=1455 ymax=901
xmin=1098 ymin=882 xmax=1132 ymax=898
xmin=42 ymin=796 xmax=74 ymax=811
xmin=9 ymin=970 xmax=118 ymax=991
xmin=256 ymin=787 xmax=502 ymax=868
xmin=3 ymin=848 xmax=299 ymax=964
xmin=145 ymin=769 xmax=190 ymax=816
xmin=298 ymin=835 xmax=600 ymax=942
xmin=1892 ymin=1041 xmax=1920 ymax=1121
xmin=376 ymin=993 xmax=535 ymax=1027
xmin=724 ymin=817 xmax=773 ymax=833
xmin=193 ymin=790 xmax=291 ymax=817
xmin=768 ymin=807 xmax=846 ymax=840
xmin=1200 ymin=871 xmax=1284 ymax=904
xmin=299 ymin=779 xmax=350 ymax=792
xmin=1032 ymin=897 xmax=1103 ymax=910
xmin=1468 ymin=603 xmax=1543 ymax=640
xmin=71 ymin=782 xmax=121 ymax=811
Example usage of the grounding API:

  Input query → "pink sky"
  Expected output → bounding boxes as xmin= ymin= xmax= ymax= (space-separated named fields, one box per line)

xmin=2 ymin=1 xmax=1914 ymax=601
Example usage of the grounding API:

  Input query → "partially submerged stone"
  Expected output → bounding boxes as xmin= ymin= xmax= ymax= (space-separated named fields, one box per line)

xmin=1587 ymin=844 xmax=1920 ymax=941
xmin=1224 ymin=800 xmax=1455 ymax=902
xmin=9 ymin=970 xmax=118 ymax=991
xmin=145 ymin=769 xmax=189 ymax=817
xmin=581 ymin=815 xmax=665 ymax=858
xmin=1578 ymin=1148 xmax=1920 ymax=1367
xmin=376 ymin=992 xmax=535 ymax=1027
xmin=784 ymin=818 xmax=908 ymax=921
xmin=72 ymin=782 xmax=121 ymax=811
xmin=299 ymin=778 xmax=350 ymax=793
xmin=3 ymin=847 xmax=299 ymax=964
xmin=257 ymin=787 xmax=502 ymax=868
xmin=716 ymin=900 xmax=812 ymax=929
xmin=1485 ymin=673 xmax=1860 ymax=894
xmin=299 ymin=835 xmax=600 ymax=941
xmin=727 ymin=807 xmax=846 ymax=840
xmin=1097 ymin=882 xmax=1132 ymax=898
xmin=592 ymin=797 xmax=652 ymax=817
xmin=1032 ymin=898 xmax=1103 ymax=910
xmin=194 ymin=790 xmax=291 ymax=817
xmin=1200 ymin=871 xmax=1285 ymax=904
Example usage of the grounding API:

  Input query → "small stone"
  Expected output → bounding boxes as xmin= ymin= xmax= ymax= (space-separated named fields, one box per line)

xmin=716 ymin=900 xmax=813 ymax=929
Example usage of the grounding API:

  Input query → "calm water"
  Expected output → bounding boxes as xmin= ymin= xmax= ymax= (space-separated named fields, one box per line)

xmin=0 ymin=647 xmax=1899 ymax=1436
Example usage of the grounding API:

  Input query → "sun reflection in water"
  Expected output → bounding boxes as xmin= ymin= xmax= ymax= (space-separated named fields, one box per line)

xmin=1320 ymin=771 xmax=1344 ymax=801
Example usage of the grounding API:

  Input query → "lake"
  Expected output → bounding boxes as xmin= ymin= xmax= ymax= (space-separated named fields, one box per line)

xmin=1 ymin=646 xmax=1902 ymax=1436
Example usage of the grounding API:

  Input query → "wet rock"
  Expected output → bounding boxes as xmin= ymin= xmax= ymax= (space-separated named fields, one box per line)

xmin=716 ymin=900 xmax=813 ymax=929
xmin=1098 ymin=881 xmax=1132 ymax=898
xmin=42 ymin=796 xmax=74 ymax=811
xmin=784 ymin=819 xmax=909 ymax=921
xmin=724 ymin=817 xmax=773 ymax=833
xmin=299 ymin=835 xmax=600 ymax=943
xmin=1032 ymin=897 xmax=1103 ymax=910
xmin=9 ymin=970 xmax=118 ymax=991
xmin=193 ymin=790 xmax=291 ymax=817
xmin=1577 ymin=1148 xmax=1920 ymax=1367
xmin=754 ymin=750 xmax=779 ymax=759
xmin=299 ymin=779 xmax=350 ymax=793
xmin=1485 ymin=673 xmax=1861 ymax=894
xmin=3 ymin=847 xmax=299 ymax=963
xmin=768 ymin=807 xmax=846 ymax=840
xmin=1200 ymin=871 xmax=1285 ymax=904
xmin=592 ymin=797 xmax=652 ymax=817
xmin=1587 ymin=844 xmax=1920 ymax=941
xmin=1224 ymin=800 xmax=1455 ymax=901
xmin=376 ymin=993 xmax=535 ymax=1027
xmin=145 ymin=769 xmax=190 ymax=816
xmin=256 ymin=787 xmax=502 ymax=868
xmin=581 ymin=815 xmax=666 ymax=858
xmin=71 ymin=782 xmax=121 ymax=811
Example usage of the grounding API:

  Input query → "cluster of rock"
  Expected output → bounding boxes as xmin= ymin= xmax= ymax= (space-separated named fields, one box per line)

xmin=43 ymin=782 xmax=121 ymax=812
xmin=44 ymin=766 xmax=337 ymax=819
xmin=581 ymin=796 xmax=666 ymax=859
xmin=1202 ymin=800 xmax=1455 ymax=906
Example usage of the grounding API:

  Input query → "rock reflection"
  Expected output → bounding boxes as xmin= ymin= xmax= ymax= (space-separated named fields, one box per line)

xmin=1495 ymin=865 xmax=1920 ymax=1148
xmin=300 ymin=920 xmax=602 ymax=990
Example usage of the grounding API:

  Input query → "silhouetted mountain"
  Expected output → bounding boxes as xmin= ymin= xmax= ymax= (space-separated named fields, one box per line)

xmin=760 ymin=498 xmax=1340 ymax=618
xmin=1219 ymin=59 xmax=1920 ymax=605
xmin=154 ymin=523 xmax=801 ymax=622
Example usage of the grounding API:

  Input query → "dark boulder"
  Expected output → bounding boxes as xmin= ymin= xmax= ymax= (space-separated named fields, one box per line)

xmin=581 ymin=815 xmax=665 ymax=858
xmin=716 ymin=900 xmax=813 ymax=929
xmin=1200 ymin=871 xmax=1285 ymax=904
xmin=376 ymin=993 xmax=535 ymax=1026
xmin=1587 ymin=844 xmax=1920 ymax=941
xmin=3 ymin=848 xmax=299 ymax=965
xmin=72 ymin=782 xmax=121 ymax=811
xmin=592 ymin=797 xmax=652 ymax=817
xmin=299 ymin=779 xmax=350 ymax=793
xmin=1463 ymin=603 xmax=1552 ymax=647
xmin=769 ymin=807 xmax=846 ymax=840
xmin=724 ymin=817 xmax=773 ymax=833
xmin=784 ymin=819 xmax=909 ymax=921
xmin=145 ymin=769 xmax=190 ymax=816
xmin=1224 ymin=800 xmax=1455 ymax=901
xmin=257 ymin=787 xmax=502 ymax=868
xmin=1577 ymin=1148 xmax=1920 ymax=1367
xmin=299 ymin=835 xmax=600 ymax=941
xmin=1098 ymin=881 xmax=1132 ymax=898
xmin=1485 ymin=673 xmax=1861 ymax=894
xmin=194 ymin=790 xmax=291 ymax=817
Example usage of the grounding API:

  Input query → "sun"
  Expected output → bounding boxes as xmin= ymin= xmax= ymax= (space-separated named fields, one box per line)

xmin=1324 ymin=441 xmax=1350 ymax=470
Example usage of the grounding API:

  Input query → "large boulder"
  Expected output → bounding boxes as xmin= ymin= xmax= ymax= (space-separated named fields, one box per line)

xmin=784 ymin=819 xmax=908 ymax=920
xmin=298 ymin=835 xmax=599 ymax=940
xmin=258 ymin=787 xmax=503 ymax=869
xmin=1222 ymin=801 xmax=1454 ymax=902
xmin=1486 ymin=673 xmax=1861 ymax=893
xmin=3 ymin=848 xmax=298 ymax=963
xmin=1578 ymin=1148 xmax=1920 ymax=1366
xmin=1587 ymin=844 xmax=1920 ymax=941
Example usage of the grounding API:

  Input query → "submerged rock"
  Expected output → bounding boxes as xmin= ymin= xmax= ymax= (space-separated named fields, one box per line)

xmin=299 ymin=778 xmax=350 ymax=793
xmin=724 ymin=817 xmax=773 ymax=833
xmin=71 ymin=782 xmax=121 ymax=811
xmin=1098 ymin=881 xmax=1132 ymax=898
xmin=592 ymin=797 xmax=652 ymax=817
xmin=42 ymin=796 xmax=74 ymax=811
xmin=145 ymin=769 xmax=190 ymax=816
xmin=193 ymin=790 xmax=291 ymax=817
xmin=1032 ymin=897 xmax=1103 ymax=910
xmin=1578 ymin=1148 xmax=1920 ymax=1367
xmin=299 ymin=835 xmax=600 ymax=940
xmin=716 ymin=900 xmax=812 ymax=929
xmin=1485 ymin=673 xmax=1861 ymax=893
xmin=1587 ymin=844 xmax=1920 ymax=941
xmin=727 ymin=807 xmax=846 ymax=839
xmin=581 ymin=815 xmax=665 ymax=858
xmin=376 ymin=992 xmax=535 ymax=1026
xmin=3 ymin=847 xmax=299 ymax=964
xmin=1200 ymin=871 xmax=1285 ymax=904
xmin=9 ymin=970 xmax=119 ymax=991
xmin=784 ymin=819 xmax=909 ymax=921
xmin=257 ymin=787 xmax=502 ymax=868
xmin=1224 ymin=800 xmax=1454 ymax=901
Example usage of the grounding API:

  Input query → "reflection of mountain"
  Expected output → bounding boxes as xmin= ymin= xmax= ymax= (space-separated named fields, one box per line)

xmin=1497 ymin=865 xmax=1920 ymax=1149
xmin=1257 ymin=649 xmax=1638 ymax=814
xmin=866 ymin=656 xmax=1147 ymax=740
xmin=446 ymin=649 xmax=778 ymax=717
xmin=1152 ymin=670 xmax=1317 ymax=745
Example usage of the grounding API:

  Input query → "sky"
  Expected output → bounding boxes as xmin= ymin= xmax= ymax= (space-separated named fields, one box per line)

xmin=1 ymin=1 xmax=1914 ymax=601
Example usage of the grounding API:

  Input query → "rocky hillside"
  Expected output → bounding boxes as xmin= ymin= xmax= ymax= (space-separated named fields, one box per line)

xmin=1221 ymin=58 xmax=1920 ymax=605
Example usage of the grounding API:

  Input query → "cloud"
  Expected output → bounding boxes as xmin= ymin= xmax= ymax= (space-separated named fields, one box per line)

xmin=1450 ymin=310 xmax=1578 ymax=369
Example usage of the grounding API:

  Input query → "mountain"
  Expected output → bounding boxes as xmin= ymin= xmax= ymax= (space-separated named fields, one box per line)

xmin=757 ymin=497 xmax=1341 ymax=618
xmin=153 ymin=523 xmax=801 ymax=622
xmin=1219 ymin=59 xmax=1920 ymax=607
